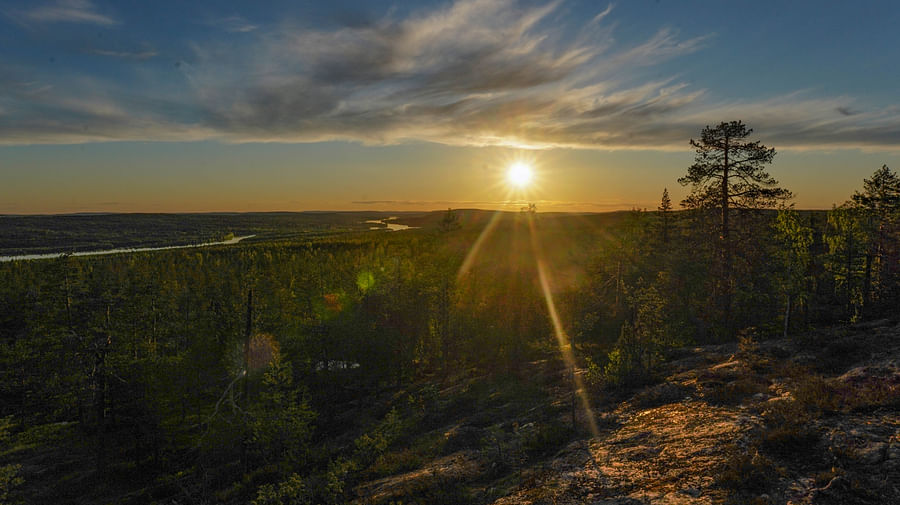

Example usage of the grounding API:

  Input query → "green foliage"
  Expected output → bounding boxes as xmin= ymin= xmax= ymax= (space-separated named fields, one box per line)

xmin=322 ymin=457 xmax=356 ymax=505
xmin=252 ymin=473 xmax=310 ymax=505
xmin=250 ymin=360 xmax=317 ymax=470
xmin=601 ymin=346 xmax=632 ymax=387
xmin=679 ymin=121 xmax=789 ymax=211
xmin=368 ymin=448 xmax=423 ymax=478
xmin=354 ymin=408 xmax=403 ymax=468
xmin=825 ymin=204 xmax=867 ymax=320
xmin=0 ymin=417 xmax=13 ymax=448
xmin=583 ymin=356 xmax=605 ymax=389
xmin=406 ymin=383 xmax=440 ymax=420
xmin=601 ymin=285 xmax=677 ymax=387
xmin=772 ymin=206 xmax=813 ymax=335
xmin=850 ymin=165 xmax=900 ymax=313
xmin=0 ymin=417 xmax=23 ymax=505
xmin=851 ymin=164 xmax=900 ymax=215
xmin=0 ymin=464 xmax=23 ymax=505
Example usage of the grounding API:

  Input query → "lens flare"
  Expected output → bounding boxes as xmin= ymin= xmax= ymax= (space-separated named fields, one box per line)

xmin=527 ymin=214 xmax=599 ymax=438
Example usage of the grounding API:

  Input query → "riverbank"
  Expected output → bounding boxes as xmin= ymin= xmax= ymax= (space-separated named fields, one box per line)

xmin=0 ymin=235 xmax=256 ymax=262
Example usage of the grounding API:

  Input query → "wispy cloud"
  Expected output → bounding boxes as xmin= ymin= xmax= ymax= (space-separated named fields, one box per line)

xmin=207 ymin=15 xmax=258 ymax=33
xmin=14 ymin=0 xmax=117 ymax=26
xmin=0 ymin=64 xmax=214 ymax=144
xmin=181 ymin=0 xmax=709 ymax=147
xmin=591 ymin=3 xmax=614 ymax=25
xmin=2 ymin=0 xmax=900 ymax=151
xmin=87 ymin=47 xmax=158 ymax=60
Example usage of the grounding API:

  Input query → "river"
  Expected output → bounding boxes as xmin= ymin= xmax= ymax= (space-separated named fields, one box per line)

xmin=365 ymin=217 xmax=418 ymax=232
xmin=0 ymin=234 xmax=256 ymax=263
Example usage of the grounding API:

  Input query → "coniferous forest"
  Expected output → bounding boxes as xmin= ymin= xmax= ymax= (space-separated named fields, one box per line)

xmin=2 ymin=124 xmax=900 ymax=504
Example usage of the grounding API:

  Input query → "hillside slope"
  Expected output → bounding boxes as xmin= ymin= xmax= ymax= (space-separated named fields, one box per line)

xmin=350 ymin=322 xmax=899 ymax=505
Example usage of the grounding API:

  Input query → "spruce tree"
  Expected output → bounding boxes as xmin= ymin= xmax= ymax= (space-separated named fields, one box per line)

xmin=657 ymin=188 xmax=673 ymax=244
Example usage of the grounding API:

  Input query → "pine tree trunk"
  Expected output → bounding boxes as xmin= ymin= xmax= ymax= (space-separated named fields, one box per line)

xmin=721 ymin=138 xmax=732 ymax=336
xmin=243 ymin=287 xmax=253 ymax=402
xmin=846 ymin=232 xmax=854 ymax=317
xmin=242 ymin=288 xmax=252 ymax=472
xmin=863 ymin=252 xmax=872 ymax=314
xmin=783 ymin=295 xmax=791 ymax=338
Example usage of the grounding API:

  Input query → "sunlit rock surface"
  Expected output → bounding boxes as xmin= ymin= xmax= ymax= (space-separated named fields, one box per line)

xmin=350 ymin=322 xmax=899 ymax=505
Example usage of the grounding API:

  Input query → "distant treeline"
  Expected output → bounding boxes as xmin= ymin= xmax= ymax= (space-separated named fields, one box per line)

xmin=0 ymin=211 xmax=423 ymax=256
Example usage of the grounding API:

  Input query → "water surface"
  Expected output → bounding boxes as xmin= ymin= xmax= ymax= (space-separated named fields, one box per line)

xmin=0 ymin=234 xmax=256 ymax=263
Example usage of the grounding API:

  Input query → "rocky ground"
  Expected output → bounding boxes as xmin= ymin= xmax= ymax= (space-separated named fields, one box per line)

xmin=354 ymin=321 xmax=900 ymax=505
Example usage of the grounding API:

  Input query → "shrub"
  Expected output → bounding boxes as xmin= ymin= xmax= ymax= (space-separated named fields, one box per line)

xmin=759 ymin=399 xmax=820 ymax=458
xmin=791 ymin=374 xmax=840 ymax=413
xmin=252 ymin=474 xmax=310 ymax=505
xmin=703 ymin=377 xmax=769 ymax=406
xmin=716 ymin=444 xmax=779 ymax=492
xmin=250 ymin=361 xmax=317 ymax=470
xmin=368 ymin=448 xmax=423 ymax=478
xmin=0 ymin=464 xmax=24 ymax=505
xmin=522 ymin=421 xmax=573 ymax=457
xmin=736 ymin=331 xmax=770 ymax=372
xmin=760 ymin=424 xmax=820 ymax=457
xmin=817 ymin=339 xmax=866 ymax=373
xmin=321 ymin=458 xmax=355 ymax=505
xmin=354 ymin=408 xmax=403 ymax=468
xmin=631 ymin=382 xmax=687 ymax=409
xmin=397 ymin=469 xmax=472 ymax=505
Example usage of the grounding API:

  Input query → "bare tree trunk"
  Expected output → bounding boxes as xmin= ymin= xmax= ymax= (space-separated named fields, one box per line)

xmin=440 ymin=278 xmax=451 ymax=377
xmin=95 ymin=305 xmax=112 ymax=473
xmin=243 ymin=288 xmax=253 ymax=404
xmin=241 ymin=287 xmax=253 ymax=472
xmin=571 ymin=365 xmax=577 ymax=430
xmin=863 ymin=252 xmax=872 ymax=314
xmin=783 ymin=295 xmax=791 ymax=338
xmin=721 ymin=137 xmax=732 ymax=336
xmin=846 ymin=232 xmax=854 ymax=317
xmin=614 ymin=260 xmax=622 ymax=313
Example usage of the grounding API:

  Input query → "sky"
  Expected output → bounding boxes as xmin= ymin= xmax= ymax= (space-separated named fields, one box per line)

xmin=2 ymin=0 xmax=900 ymax=214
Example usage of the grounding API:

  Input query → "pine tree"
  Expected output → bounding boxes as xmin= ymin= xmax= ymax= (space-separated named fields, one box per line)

xmin=678 ymin=121 xmax=791 ymax=333
xmin=850 ymin=165 xmax=900 ymax=311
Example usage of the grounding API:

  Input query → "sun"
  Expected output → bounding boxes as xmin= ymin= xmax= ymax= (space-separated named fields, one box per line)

xmin=507 ymin=161 xmax=533 ymax=188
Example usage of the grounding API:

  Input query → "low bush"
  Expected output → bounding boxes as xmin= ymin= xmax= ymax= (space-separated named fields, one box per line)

xmin=716 ymin=444 xmax=780 ymax=493
xmin=703 ymin=376 xmax=769 ymax=406
xmin=521 ymin=421 xmax=573 ymax=458
xmin=759 ymin=399 xmax=820 ymax=459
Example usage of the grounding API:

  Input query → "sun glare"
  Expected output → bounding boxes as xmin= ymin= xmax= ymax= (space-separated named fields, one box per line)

xmin=507 ymin=161 xmax=533 ymax=188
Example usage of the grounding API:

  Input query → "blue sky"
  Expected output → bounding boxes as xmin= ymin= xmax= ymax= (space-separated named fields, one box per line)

xmin=2 ymin=0 xmax=899 ymax=213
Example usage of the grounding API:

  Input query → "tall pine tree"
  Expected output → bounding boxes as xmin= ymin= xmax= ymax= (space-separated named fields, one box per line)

xmin=678 ymin=121 xmax=791 ymax=334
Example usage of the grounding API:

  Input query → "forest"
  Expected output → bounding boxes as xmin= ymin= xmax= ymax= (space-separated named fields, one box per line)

xmin=0 ymin=212 xmax=422 ymax=257
xmin=1 ymin=123 xmax=899 ymax=504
